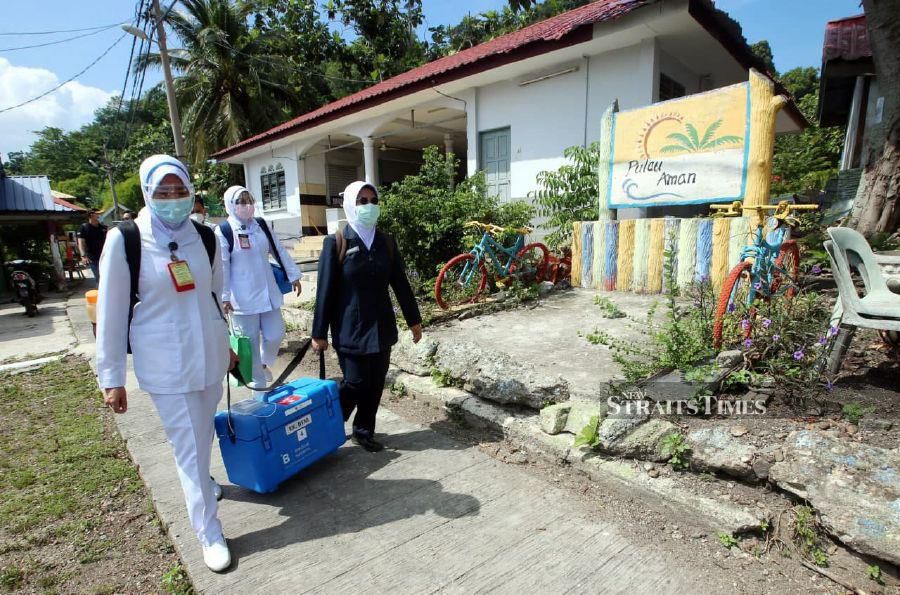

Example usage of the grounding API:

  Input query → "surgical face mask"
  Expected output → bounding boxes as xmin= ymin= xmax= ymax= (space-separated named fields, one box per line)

xmin=235 ymin=203 xmax=255 ymax=221
xmin=149 ymin=196 xmax=194 ymax=226
xmin=189 ymin=213 xmax=206 ymax=224
xmin=356 ymin=203 xmax=380 ymax=227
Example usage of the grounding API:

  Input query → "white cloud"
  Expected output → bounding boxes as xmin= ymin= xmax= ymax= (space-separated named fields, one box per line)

xmin=0 ymin=57 xmax=116 ymax=155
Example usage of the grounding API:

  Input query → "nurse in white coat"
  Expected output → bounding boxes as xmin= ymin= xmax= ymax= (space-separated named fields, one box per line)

xmin=96 ymin=154 xmax=235 ymax=572
xmin=216 ymin=186 xmax=302 ymax=390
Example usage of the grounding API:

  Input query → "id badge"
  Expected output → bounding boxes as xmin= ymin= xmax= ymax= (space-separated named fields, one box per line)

xmin=238 ymin=234 xmax=251 ymax=249
xmin=168 ymin=260 xmax=196 ymax=292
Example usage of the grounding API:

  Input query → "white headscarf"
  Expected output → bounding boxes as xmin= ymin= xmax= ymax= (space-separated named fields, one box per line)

xmin=138 ymin=154 xmax=194 ymax=230
xmin=223 ymin=185 xmax=258 ymax=231
xmin=342 ymin=181 xmax=378 ymax=249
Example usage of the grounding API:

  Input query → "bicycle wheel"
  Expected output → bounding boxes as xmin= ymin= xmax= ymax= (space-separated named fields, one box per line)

xmin=713 ymin=261 xmax=755 ymax=349
xmin=511 ymin=242 xmax=549 ymax=282
xmin=435 ymin=253 xmax=488 ymax=310
xmin=771 ymin=240 xmax=800 ymax=298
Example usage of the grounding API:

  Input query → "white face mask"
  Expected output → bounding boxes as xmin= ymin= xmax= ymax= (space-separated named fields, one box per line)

xmin=189 ymin=213 xmax=205 ymax=224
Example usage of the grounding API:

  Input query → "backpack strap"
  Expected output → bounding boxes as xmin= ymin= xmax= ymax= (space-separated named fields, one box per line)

xmin=192 ymin=221 xmax=216 ymax=268
xmin=255 ymin=217 xmax=286 ymax=272
xmin=219 ymin=220 xmax=234 ymax=253
xmin=119 ymin=221 xmax=141 ymax=354
xmin=335 ymin=228 xmax=347 ymax=264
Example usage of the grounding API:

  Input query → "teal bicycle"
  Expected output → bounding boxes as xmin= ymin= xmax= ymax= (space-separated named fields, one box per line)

xmin=435 ymin=221 xmax=549 ymax=310
xmin=711 ymin=200 xmax=818 ymax=348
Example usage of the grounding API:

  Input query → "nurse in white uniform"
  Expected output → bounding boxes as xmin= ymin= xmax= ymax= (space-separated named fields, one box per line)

xmin=216 ymin=186 xmax=302 ymax=390
xmin=96 ymin=154 xmax=235 ymax=572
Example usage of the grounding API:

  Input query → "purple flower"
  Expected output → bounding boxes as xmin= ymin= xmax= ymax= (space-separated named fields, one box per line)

xmin=793 ymin=349 xmax=804 ymax=361
xmin=817 ymin=336 xmax=827 ymax=346
xmin=753 ymin=282 xmax=763 ymax=290
xmin=740 ymin=319 xmax=750 ymax=331
xmin=743 ymin=339 xmax=753 ymax=348
xmin=828 ymin=325 xmax=839 ymax=337
xmin=825 ymin=380 xmax=834 ymax=392
xmin=772 ymin=334 xmax=781 ymax=342
xmin=812 ymin=265 xmax=822 ymax=275
xmin=762 ymin=318 xmax=772 ymax=328
xmin=727 ymin=303 xmax=736 ymax=313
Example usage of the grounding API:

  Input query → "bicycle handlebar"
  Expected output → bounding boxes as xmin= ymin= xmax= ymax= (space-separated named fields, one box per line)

xmin=709 ymin=200 xmax=818 ymax=219
xmin=464 ymin=220 xmax=533 ymax=235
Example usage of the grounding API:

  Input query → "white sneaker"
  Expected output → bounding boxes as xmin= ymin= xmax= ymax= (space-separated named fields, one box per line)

xmin=202 ymin=537 xmax=232 ymax=572
xmin=210 ymin=476 xmax=223 ymax=501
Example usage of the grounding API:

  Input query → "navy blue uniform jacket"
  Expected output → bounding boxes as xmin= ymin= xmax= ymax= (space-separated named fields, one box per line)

xmin=312 ymin=226 xmax=422 ymax=355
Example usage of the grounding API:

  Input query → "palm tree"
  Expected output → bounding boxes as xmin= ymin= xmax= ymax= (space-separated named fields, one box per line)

xmin=660 ymin=119 xmax=742 ymax=154
xmin=135 ymin=0 xmax=296 ymax=164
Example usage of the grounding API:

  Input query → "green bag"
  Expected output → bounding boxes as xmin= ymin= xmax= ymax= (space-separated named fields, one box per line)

xmin=228 ymin=317 xmax=253 ymax=387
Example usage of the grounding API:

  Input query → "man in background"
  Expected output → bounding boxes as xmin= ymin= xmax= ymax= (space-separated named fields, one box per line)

xmin=77 ymin=210 xmax=108 ymax=282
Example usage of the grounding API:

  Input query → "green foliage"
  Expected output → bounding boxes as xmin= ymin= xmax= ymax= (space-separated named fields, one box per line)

xmin=0 ymin=565 xmax=23 ymax=591
xmin=717 ymin=531 xmax=739 ymax=549
xmin=54 ymin=173 xmax=103 ymax=204
xmin=723 ymin=369 xmax=760 ymax=390
xmin=573 ymin=415 xmax=601 ymax=448
xmin=582 ymin=240 xmax=716 ymax=383
xmin=379 ymin=146 xmax=533 ymax=279
xmin=593 ymin=296 xmax=625 ymax=319
xmin=749 ymin=40 xmax=776 ymax=74
xmin=390 ymin=381 xmax=407 ymax=397
xmin=720 ymin=288 xmax=835 ymax=396
xmin=431 ymin=368 xmax=462 ymax=389
xmin=841 ymin=402 xmax=874 ymax=424
xmin=161 ymin=564 xmax=195 ymax=595
xmin=101 ymin=174 xmax=144 ymax=211
xmin=530 ymin=143 xmax=601 ymax=249
xmin=661 ymin=432 xmax=691 ymax=470
xmin=793 ymin=505 xmax=829 ymax=567
xmin=866 ymin=564 xmax=884 ymax=585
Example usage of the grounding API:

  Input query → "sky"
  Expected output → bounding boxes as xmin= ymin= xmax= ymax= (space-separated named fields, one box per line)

xmin=0 ymin=0 xmax=863 ymax=156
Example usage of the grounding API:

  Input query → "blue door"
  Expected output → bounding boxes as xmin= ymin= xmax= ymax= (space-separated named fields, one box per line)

xmin=480 ymin=128 xmax=511 ymax=202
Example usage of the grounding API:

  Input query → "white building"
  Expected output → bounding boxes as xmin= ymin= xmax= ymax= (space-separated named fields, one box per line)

xmin=212 ymin=0 xmax=805 ymax=240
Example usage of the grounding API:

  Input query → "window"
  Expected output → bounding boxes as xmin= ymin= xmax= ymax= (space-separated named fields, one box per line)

xmin=659 ymin=73 xmax=686 ymax=101
xmin=327 ymin=164 xmax=358 ymax=206
xmin=260 ymin=163 xmax=286 ymax=211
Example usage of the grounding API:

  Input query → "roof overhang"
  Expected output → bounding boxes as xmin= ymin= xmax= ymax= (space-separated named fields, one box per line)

xmin=214 ymin=0 xmax=807 ymax=162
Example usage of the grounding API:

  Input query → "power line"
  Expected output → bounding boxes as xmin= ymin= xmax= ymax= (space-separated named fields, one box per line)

xmin=0 ymin=32 xmax=128 ymax=114
xmin=0 ymin=21 xmax=130 ymax=36
xmin=0 ymin=23 xmax=122 ymax=52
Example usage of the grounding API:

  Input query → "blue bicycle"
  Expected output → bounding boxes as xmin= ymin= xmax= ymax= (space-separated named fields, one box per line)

xmin=435 ymin=221 xmax=549 ymax=309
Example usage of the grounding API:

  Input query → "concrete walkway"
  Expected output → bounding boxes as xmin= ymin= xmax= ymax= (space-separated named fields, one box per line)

xmin=0 ymin=295 xmax=75 ymax=364
xmin=67 ymin=296 xmax=703 ymax=594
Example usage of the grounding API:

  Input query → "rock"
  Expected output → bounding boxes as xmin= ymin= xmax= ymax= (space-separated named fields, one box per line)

xmin=433 ymin=340 xmax=570 ymax=409
xmin=770 ymin=430 xmax=900 ymax=566
xmin=687 ymin=427 xmax=757 ymax=480
xmin=539 ymin=403 xmax=571 ymax=435
xmin=604 ymin=419 xmax=680 ymax=462
xmin=730 ymin=425 xmax=749 ymax=437
xmin=643 ymin=462 xmax=655 ymax=471
xmin=595 ymin=407 xmax=650 ymax=449
xmin=648 ymin=468 xmax=660 ymax=478
xmin=563 ymin=400 xmax=608 ymax=435
xmin=390 ymin=333 xmax=439 ymax=376
xmin=846 ymin=424 xmax=858 ymax=435
xmin=818 ymin=420 xmax=833 ymax=430
xmin=537 ymin=281 xmax=555 ymax=297
xmin=773 ymin=449 xmax=785 ymax=462
xmin=457 ymin=309 xmax=478 ymax=321
xmin=861 ymin=418 xmax=893 ymax=432
xmin=751 ymin=458 xmax=771 ymax=480
xmin=716 ymin=350 xmax=743 ymax=367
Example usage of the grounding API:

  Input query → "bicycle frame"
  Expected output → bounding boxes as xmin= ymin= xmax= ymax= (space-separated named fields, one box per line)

xmin=455 ymin=232 xmax=525 ymax=286
xmin=734 ymin=224 xmax=793 ymax=305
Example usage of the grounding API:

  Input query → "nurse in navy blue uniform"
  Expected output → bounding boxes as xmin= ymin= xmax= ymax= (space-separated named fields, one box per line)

xmin=311 ymin=181 xmax=422 ymax=452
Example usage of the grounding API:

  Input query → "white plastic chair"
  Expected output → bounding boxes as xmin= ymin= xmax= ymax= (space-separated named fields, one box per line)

xmin=823 ymin=227 xmax=900 ymax=373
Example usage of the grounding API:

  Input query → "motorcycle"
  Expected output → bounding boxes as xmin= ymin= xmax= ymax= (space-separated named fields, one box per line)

xmin=5 ymin=260 xmax=42 ymax=317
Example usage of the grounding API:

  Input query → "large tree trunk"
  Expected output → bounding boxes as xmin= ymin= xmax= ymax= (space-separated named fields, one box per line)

xmin=848 ymin=0 xmax=900 ymax=236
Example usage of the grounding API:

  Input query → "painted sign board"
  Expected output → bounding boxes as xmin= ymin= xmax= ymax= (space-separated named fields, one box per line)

xmin=603 ymin=82 xmax=750 ymax=208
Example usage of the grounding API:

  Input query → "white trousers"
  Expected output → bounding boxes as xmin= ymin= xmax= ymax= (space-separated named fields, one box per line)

xmin=232 ymin=309 xmax=285 ymax=390
xmin=150 ymin=382 xmax=223 ymax=547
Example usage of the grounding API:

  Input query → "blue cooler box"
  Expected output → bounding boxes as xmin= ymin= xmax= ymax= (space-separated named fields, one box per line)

xmin=214 ymin=378 xmax=345 ymax=493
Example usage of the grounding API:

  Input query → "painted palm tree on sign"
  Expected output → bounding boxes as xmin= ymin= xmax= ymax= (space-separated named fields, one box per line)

xmin=659 ymin=119 xmax=743 ymax=154
xmin=134 ymin=0 xmax=297 ymax=165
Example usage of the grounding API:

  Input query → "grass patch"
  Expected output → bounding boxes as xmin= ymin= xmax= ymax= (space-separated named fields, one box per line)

xmin=0 ymin=356 xmax=185 ymax=592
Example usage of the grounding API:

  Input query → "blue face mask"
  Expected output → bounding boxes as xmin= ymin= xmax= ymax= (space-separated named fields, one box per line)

xmin=356 ymin=203 xmax=380 ymax=227
xmin=149 ymin=196 xmax=194 ymax=226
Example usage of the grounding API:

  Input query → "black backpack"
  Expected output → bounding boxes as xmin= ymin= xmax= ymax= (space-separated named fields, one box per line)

xmin=219 ymin=217 xmax=287 ymax=275
xmin=119 ymin=220 xmax=218 ymax=352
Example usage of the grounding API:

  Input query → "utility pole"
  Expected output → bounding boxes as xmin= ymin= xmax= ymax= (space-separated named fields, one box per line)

xmin=152 ymin=0 xmax=186 ymax=162
xmin=103 ymin=146 xmax=121 ymax=219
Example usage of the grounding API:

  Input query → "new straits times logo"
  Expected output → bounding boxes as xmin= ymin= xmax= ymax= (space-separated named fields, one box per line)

xmin=608 ymin=392 xmax=768 ymax=417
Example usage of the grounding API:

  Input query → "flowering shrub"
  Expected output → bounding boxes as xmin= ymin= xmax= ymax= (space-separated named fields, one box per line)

xmin=720 ymin=289 xmax=836 ymax=395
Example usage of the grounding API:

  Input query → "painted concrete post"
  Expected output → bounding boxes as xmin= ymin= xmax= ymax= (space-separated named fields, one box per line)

xmin=744 ymin=69 xmax=787 ymax=228
xmin=596 ymin=101 xmax=618 ymax=221
xmin=362 ymin=137 xmax=379 ymax=187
